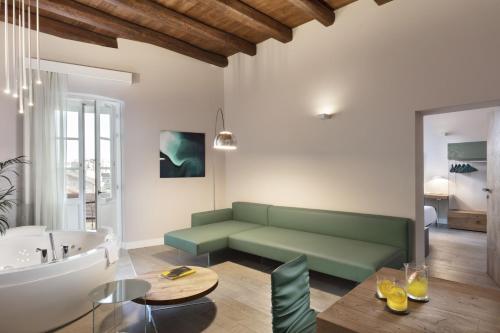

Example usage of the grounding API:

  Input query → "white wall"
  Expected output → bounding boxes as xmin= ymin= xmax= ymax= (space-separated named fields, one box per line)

xmin=424 ymin=108 xmax=493 ymax=213
xmin=224 ymin=0 xmax=500 ymax=260
xmin=0 ymin=30 xmax=224 ymax=245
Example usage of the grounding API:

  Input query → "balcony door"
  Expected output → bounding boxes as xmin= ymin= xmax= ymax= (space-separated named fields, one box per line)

xmin=63 ymin=95 xmax=122 ymax=239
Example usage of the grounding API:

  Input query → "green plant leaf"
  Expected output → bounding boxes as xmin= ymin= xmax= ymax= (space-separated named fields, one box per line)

xmin=0 ymin=215 xmax=8 ymax=235
xmin=0 ymin=156 xmax=28 ymax=169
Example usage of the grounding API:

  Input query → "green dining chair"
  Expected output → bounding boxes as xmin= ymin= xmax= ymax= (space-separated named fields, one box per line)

xmin=271 ymin=255 xmax=317 ymax=333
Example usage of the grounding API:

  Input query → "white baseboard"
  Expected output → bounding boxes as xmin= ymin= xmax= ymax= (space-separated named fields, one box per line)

xmin=122 ymin=237 xmax=164 ymax=250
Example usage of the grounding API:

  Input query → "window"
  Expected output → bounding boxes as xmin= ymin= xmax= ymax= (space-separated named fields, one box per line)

xmin=61 ymin=95 xmax=122 ymax=234
xmin=64 ymin=110 xmax=81 ymax=199
xmin=98 ymin=111 xmax=114 ymax=200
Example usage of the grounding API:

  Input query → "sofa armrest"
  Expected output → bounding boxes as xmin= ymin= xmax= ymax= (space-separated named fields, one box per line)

xmin=192 ymin=208 xmax=233 ymax=227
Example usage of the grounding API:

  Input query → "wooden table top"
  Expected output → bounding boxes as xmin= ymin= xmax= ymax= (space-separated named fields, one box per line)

xmin=317 ymin=267 xmax=500 ymax=333
xmin=132 ymin=266 xmax=218 ymax=306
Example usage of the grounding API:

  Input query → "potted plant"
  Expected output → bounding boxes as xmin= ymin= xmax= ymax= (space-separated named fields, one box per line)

xmin=0 ymin=156 xmax=28 ymax=235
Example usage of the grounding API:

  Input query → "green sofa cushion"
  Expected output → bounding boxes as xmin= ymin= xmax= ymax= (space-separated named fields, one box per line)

xmin=191 ymin=208 xmax=233 ymax=227
xmin=268 ymin=206 xmax=409 ymax=260
xmin=229 ymin=227 xmax=405 ymax=282
xmin=232 ymin=202 xmax=270 ymax=225
xmin=164 ymin=221 xmax=262 ymax=256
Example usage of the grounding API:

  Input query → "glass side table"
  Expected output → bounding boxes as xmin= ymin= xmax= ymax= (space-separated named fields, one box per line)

xmin=89 ymin=279 xmax=152 ymax=333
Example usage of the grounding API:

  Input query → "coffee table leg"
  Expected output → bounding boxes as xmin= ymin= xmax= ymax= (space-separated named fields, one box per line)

xmin=147 ymin=305 xmax=159 ymax=333
xmin=151 ymin=299 xmax=214 ymax=312
xmin=144 ymin=297 xmax=147 ymax=333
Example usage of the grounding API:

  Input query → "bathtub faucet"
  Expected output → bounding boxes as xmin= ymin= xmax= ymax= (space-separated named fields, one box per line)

xmin=62 ymin=245 xmax=69 ymax=259
xmin=49 ymin=232 xmax=57 ymax=262
xmin=36 ymin=248 xmax=48 ymax=264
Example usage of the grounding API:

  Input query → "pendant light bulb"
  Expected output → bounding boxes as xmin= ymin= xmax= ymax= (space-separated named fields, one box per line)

xmin=3 ymin=0 xmax=10 ymax=95
xmin=35 ymin=0 xmax=41 ymax=85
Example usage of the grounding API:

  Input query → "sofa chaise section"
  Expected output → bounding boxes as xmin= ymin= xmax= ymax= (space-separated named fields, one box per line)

xmin=164 ymin=202 xmax=269 ymax=256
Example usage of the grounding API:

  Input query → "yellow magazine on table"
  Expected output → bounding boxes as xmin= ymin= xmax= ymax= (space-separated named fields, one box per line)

xmin=161 ymin=266 xmax=196 ymax=280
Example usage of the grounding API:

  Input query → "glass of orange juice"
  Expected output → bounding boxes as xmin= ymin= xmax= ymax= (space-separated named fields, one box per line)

xmin=405 ymin=263 xmax=429 ymax=302
xmin=386 ymin=279 xmax=408 ymax=313
xmin=376 ymin=274 xmax=395 ymax=300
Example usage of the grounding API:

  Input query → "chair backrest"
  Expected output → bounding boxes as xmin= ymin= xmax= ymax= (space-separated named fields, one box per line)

xmin=271 ymin=255 xmax=317 ymax=333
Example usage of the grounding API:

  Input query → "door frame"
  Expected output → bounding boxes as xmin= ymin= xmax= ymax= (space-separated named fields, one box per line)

xmin=66 ymin=93 xmax=124 ymax=243
xmin=414 ymin=99 xmax=500 ymax=263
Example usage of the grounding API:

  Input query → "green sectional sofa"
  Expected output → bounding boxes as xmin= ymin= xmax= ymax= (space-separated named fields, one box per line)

xmin=164 ymin=202 xmax=411 ymax=282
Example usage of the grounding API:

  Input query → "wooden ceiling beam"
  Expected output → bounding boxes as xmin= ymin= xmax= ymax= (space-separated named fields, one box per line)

xmin=325 ymin=0 xmax=358 ymax=10
xmin=79 ymin=0 xmax=256 ymax=56
xmin=374 ymin=0 xmax=393 ymax=5
xmin=0 ymin=2 xmax=118 ymax=48
xmin=200 ymin=0 xmax=292 ymax=43
xmin=287 ymin=0 xmax=335 ymax=27
xmin=30 ymin=0 xmax=228 ymax=67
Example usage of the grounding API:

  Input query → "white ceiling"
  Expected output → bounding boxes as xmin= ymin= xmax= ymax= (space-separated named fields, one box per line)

xmin=424 ymin=107 xmax=497 ymax=143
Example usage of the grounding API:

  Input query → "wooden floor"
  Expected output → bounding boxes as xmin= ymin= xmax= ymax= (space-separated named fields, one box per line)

xmin=56 ymin=247 xmax=353 ymax=333
xmin=427 ymin=225 xmax=499 ymax=290
xmin=55 ymin=226 xmax=499 ymax=332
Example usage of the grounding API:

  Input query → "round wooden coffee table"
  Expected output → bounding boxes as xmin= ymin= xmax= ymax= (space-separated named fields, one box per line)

xmin=132 ymin=266 xmax=218 ymax=332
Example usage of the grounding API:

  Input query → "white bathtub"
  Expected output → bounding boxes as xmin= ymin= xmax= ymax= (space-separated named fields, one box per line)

xmin=0 ymin=226 xmax=118 ymax=333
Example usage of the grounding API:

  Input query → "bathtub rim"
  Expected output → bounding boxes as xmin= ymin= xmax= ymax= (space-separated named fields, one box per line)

xmin=0 ymin=229 xmax=115 ymax=276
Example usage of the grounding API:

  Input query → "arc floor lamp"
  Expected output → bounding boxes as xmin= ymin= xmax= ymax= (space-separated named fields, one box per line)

xmin=213 ymin=107 xmax=237 ymax=210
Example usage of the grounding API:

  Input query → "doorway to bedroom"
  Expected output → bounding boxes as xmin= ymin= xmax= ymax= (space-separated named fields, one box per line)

xmin=422 ymin=107 xmax=497 ymax=289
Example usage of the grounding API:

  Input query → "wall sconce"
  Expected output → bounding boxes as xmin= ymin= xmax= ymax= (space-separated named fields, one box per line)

xmin=317 ymin=113 xmax=333 ymax=120
xmin=316 ymin=105 xmax=335 ymax=120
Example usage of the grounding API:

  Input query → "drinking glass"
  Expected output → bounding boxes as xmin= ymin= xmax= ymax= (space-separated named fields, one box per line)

xmin=376 ymin=274 xmax=395 ymax=300
xmin=404 ymin=263 xmax=429 ymax=301
xmin=386 ymin=279 xmax=408 ymax=313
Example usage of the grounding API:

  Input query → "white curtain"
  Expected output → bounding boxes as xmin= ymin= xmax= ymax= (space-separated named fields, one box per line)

xmin=22 ymin=71 xmax=67 ymax=230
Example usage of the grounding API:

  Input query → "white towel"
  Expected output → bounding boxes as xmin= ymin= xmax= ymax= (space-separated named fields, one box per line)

xmin=100 ymin=241 xmax=120 ymax=265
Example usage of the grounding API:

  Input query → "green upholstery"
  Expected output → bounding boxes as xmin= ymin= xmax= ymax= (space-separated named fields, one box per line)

xmin=164 ymin=202 xmax=410 ymax=282
xmin=271 ymin=255 xmax=316 ymax=333
xmin=268 ymin=206 xmax=410 ymax=261
xmin=232 ymin=202 xmax=270 ymax=225
xmin=192 ymin=208 xmax=233 ymax=227
xmin=229 ymin=227 xmax=404 ymax=282
xmin=164 ymin=221 xmax=260 ymax=255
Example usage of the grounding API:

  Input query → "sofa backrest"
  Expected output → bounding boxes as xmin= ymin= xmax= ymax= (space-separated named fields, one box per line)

xmin=268 ymin=205 xmax=410 ymax=257
xmin=232 ymin=202 xmax=270 ymax=225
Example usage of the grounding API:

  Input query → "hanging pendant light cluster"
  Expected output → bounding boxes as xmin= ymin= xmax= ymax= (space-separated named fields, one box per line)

xmin=3 ymin=0 xmax=42 ymax=114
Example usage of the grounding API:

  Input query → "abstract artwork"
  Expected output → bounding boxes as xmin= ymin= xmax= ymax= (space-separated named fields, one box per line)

xmin=160 ymin=131 xmax=205 ymax=178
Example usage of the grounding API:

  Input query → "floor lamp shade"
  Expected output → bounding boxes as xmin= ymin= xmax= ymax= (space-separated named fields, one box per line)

xmin=213 ymin=108 xmax=237 ymax=150
xmin=214 ymin=131 xmax=237 ymax=150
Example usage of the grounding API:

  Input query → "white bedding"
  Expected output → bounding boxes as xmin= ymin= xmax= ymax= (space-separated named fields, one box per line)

xmin=424 ymin=205 xmax=437 ymax=227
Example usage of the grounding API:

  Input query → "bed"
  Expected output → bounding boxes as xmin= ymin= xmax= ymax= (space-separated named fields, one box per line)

xmin=424 ymin=205 xmax=438 ymax=227
xmin=423 ymin=205 xmax=437 ymax=257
